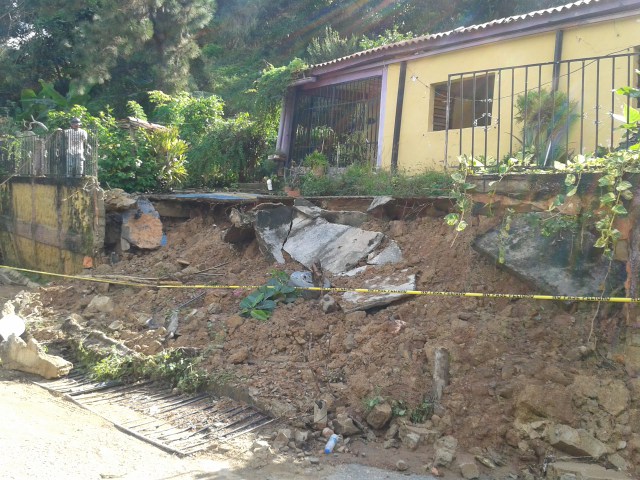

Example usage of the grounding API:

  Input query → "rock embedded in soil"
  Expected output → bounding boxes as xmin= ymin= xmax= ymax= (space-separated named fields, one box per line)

xmin=333 ymin=413 xmax=361 ymax=436
xmin=433 ymin=435 xmax=458 ymax=467
xmin=366 ymin=402 xmax=392 ymax=430
xmin=548 ymin=424 xmax=611 ymax=459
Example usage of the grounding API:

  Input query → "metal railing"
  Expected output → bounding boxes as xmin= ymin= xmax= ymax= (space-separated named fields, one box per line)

xmin=290 ymin=77 xmax=382 ymax=167
xmin=444 ymin=51 xmax=640 ymax=171
xmin=0 ymin=128 xmax=98 ymax=178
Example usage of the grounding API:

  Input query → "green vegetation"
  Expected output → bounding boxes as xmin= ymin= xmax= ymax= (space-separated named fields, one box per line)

xmin=239 ymin=270 xmax=300 ymax=321
xmin=0 ymin=0 xmax=570 ymax=193
xmin=448 ymin=80 xmax=640 ymax=269
xmin=76 ymin=344 xmax=221 ymax=394
xmin=299 ymin=165 xmax=452 ymax=197
xmin=362 ymin=392 xmax=435 ymax=423
xmin=514 ymin=89 xmax=579 ymax=167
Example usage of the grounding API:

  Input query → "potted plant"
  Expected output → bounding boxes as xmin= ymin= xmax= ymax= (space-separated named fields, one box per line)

xmin=303 ymin=151 xmax=329 ymax=176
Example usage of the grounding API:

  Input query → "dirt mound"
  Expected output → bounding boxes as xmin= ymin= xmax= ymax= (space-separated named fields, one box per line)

xmin=31 ymin=212 xmax=638 ymax=478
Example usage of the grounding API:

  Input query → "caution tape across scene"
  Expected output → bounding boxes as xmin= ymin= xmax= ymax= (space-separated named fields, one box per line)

xmin=1 ymin=264 xmax=637 ymax=304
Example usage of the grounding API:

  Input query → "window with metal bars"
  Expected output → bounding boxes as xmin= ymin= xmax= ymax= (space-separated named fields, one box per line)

xmin=432 ymin=74 xmax=496 ymax=131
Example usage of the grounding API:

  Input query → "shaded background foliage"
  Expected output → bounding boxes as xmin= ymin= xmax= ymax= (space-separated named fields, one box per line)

xmin=0 ymin=0 xmax=568 ymax=115
xmin=0 ymin=0 xmax=569 ymax=192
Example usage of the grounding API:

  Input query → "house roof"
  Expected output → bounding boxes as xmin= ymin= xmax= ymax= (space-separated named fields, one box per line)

xmin=307 ymin=0 xmax=640 ymax=76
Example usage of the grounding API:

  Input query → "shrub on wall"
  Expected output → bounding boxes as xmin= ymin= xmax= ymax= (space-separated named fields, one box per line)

xmin=186 ymin=113 xmax=275 ymax=188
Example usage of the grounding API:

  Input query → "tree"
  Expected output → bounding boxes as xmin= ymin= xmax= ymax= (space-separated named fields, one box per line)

xmin=306 ymin=26 xmax=359 ymax=65
xmin=0 ymin=0 xmax=216 ymax=113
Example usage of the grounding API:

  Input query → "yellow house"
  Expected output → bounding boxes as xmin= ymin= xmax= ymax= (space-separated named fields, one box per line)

xmin=276 ymin=0 xmax=640 ymax=173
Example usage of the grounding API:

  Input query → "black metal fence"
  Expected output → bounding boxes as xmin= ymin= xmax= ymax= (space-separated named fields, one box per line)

xmin=444 ymin=52 xmax=640 ymax=171
xmin=290 ymin=77 xmax=382 ymax=167
xmin=0 ymin=128 xmax=98 ymax=178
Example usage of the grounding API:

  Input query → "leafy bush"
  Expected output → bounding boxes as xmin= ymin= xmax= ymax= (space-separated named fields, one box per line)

xmin=239 ymin=271 xmax=299 ymax=321
xmin=147 ymin=90 xmax=225 ymax=147
xmin=514 ymin=88 xmax=579 ymax=167
xmin=252 ymin=58 xmax=307 ymax=121
xmin=187 ymin=113 xmax=275 ymax=187
xmin=48 ymin=106 xmax=187 ymax=192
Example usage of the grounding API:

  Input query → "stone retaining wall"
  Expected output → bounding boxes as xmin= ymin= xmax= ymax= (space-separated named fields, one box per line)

xmin=0 ymin=177 xmax=104 ymax=274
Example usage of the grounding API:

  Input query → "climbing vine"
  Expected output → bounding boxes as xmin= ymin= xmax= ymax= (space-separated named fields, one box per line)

xmin=446 ymin=81 xmax=640 ymax=262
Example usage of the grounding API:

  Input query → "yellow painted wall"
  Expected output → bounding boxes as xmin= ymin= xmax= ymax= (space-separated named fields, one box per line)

xmin=0 ymin=179 xmax=103 ymax=274
xmin=381 ymin=15 xmax=640 ymax=172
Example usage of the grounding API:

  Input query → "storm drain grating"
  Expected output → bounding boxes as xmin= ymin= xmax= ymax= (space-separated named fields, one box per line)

xmin=34 ymin=371 xmax=273 ymax=456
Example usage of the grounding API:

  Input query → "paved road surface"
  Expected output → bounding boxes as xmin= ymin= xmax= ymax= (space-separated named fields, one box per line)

xmin=0 ymin=369 xmax=438 ymax=480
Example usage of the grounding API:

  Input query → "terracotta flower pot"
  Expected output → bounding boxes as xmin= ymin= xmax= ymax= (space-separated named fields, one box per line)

xmin=284 ymin=186 xmax=301 ymax=197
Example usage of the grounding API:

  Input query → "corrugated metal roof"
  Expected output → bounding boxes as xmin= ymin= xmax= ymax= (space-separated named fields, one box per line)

xmin=310 ymin=0 xmax=601 ymax=69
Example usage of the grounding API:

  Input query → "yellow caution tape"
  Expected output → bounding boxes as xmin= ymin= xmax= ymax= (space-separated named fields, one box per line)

xmin=1 ymin=264 xmax=637 ymax=303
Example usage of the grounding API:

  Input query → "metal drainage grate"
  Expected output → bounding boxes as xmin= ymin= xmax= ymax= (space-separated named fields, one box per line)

xmin=34 ymin=370 xmax=273 ymax=456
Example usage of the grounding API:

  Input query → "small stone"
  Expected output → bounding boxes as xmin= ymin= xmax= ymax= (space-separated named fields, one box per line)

xmin=459 ymin=461 xmax=480 ymax=479
xmin=607 ymin=453 xmax=628 ymax=471
xmin=402 ymin=432 xmax=421 ymax=451
xmin=383 ymin=439 xmax=399 ymax=449
xmin=396 ymin=460 xmax=409 ymax=471
xmin=308 ymin=457 xmax=320 ymax=465
xmin=108 ymin=320 xmax=123 ymax=331
xmin=320 ymin=295 xmax=341 ymax=314
xmin=366 ymin=402 xmax=392 ymax=430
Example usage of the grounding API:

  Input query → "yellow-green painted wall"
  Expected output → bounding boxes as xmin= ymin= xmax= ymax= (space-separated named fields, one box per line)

xmin=381 ymin=15 xmax=640 ymax=172
xmin=0 ymin=179 xmax=104 ymax=274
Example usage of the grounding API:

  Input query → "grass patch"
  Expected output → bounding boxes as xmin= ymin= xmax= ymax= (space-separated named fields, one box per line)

xmin=299 ymin=165 xmax=452 ymax=197
xmin=75 ymin=343 xmax=225 ymax=394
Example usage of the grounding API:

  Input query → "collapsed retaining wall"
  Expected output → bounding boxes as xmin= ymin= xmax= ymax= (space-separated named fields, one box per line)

xmin=0 ymin=177 xmax=104 ymax=274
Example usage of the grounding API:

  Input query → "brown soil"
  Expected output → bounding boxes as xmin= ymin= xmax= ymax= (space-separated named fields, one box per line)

xmin=22 ymin=209 xmax=640 ymax=478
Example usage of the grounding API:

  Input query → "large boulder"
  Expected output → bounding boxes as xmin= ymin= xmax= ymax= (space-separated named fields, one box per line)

xmin=0 ymin=335 xmax=72 ymax=379
xmin=121 ymin=198 xmax=164 ymax=250
xmin=474 ymin=213 xmax=625 ymax=297
xmin=515 ymin=384 xmax=575 ymax=425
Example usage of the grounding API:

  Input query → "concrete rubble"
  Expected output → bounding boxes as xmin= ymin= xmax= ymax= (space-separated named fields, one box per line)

xmin=342 ymin=270 xmax=416 ymax=312
xmin=0 ymin=313 xmax=25 ymax=341
xmin=0 ymin=335 xmax=72 ymax=379
xmin=546 ymin=461 xmax=632 ymax=480
xmin=229 ymin=198 xmax=405 ymax=276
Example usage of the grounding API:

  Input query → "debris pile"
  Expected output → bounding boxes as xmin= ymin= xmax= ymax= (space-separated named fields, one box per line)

xmin=4 ymin=195 xmax=638 ymax=479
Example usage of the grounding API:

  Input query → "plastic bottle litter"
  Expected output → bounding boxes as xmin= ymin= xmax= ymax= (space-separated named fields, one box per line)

xmin=324 ymin=434 xmax=340 ymax=454
xmin=266 ymin=178 xmax=273 ymax=191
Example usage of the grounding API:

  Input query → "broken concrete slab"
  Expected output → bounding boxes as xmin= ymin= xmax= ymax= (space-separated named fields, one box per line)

xmin=254 ymin=205 xmax=292 ymax=263
xmin=283 ymin=215 xmax=383 ymax=274
xmin=103 ymin=188 xmax=137 ymax=211
xmin=546 ymin=461 xmax=632 ymax=480
xmin=342 ymin=270 xmax=416 ymax=312
xmin=474 ymin=213 xmax=625 ymax=297
xmin=0 ymin=313 xmax=25 ymax=341
xmin=293 ymin=199 xmax=368 ymax=227
xmin=121 ymin=198 xmax=164 ymax=250
xmin=367 ymin=240 xmax=403 ymax=266
xmin=0 ymin=269 xmax=40 ymax=289
xmin=0 ymin=335 xmax=72 ymax=379
xmin=367 ymin=196 xmax=394 ymax=218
